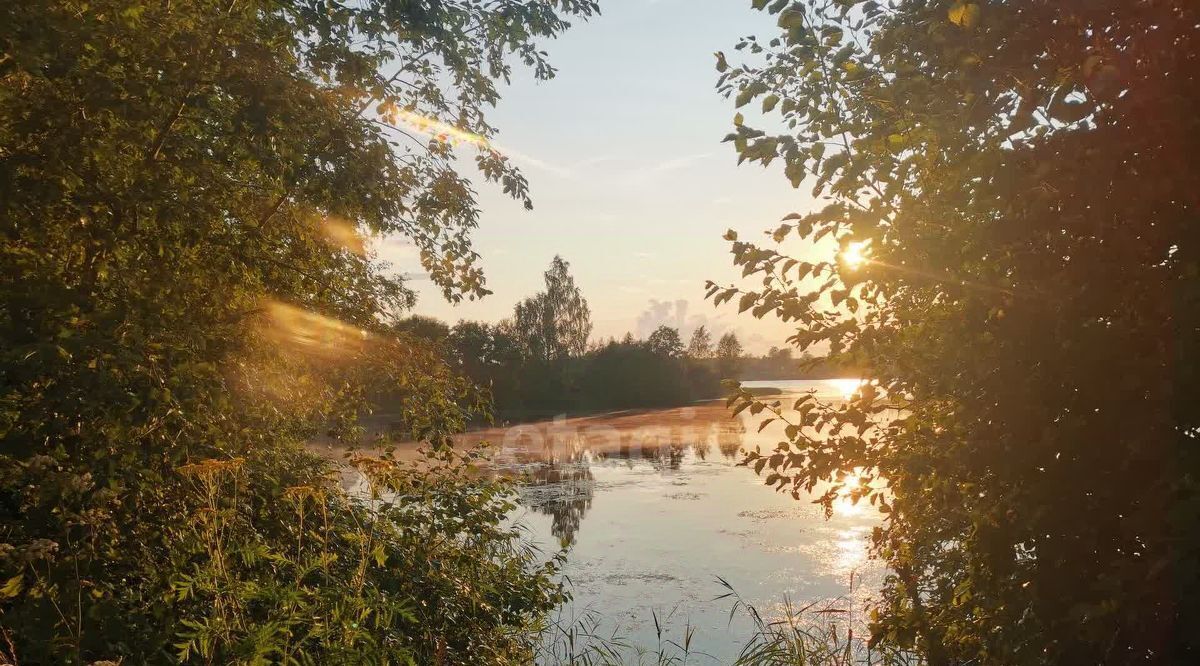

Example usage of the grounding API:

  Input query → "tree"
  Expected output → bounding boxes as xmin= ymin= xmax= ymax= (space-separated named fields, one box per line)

xmin=716 ymin=333 xmax=743 ymax=359
xmin=647 ymin=325 xmax=685 ymax=358
xmin=447 ymin=320 xmax=493 ymax=377
xmin=713 ymin=0 xmax=1200 ymax=663
xmin=448 ymin=320 xmax=528 ymax=414
xmin=0 ymin=0 xmax=596 ymax=662
xmin=715 ymin=332 xmax=743 ymax=380
xmin=686 ymin=325 xmax=714 ymax=358
xmin=510 ymin=255 xmax=592 ymax=362
xmin=394 ymin=314 xmax=451 ymax=343
xmin=581 ymin=338 xmax=699 ymax=409
xmin=543 ymin=255 xmax=592 ymax=358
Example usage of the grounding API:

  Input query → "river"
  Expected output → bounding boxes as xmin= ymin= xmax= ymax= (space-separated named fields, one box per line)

xmin=322 ymin=379 xmax=883 ymax=662
xmin=475 ymin=379 xmax=883 ymax=663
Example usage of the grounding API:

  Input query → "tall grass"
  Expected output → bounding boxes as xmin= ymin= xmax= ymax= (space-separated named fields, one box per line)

xmin=537 ymin=605 xmax=705 ymax=665
xmin=538 ymin=576 xmax=922 ymax=666
xmin=715 ymin=577 xmax=919 ymax=666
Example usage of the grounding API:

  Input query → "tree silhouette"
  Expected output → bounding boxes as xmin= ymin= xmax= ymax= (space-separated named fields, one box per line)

xmin=715 ymin=0 xmax=1200 ymax=662
xmin=0 ymin=0 xmax=598 ymax=660
xmin=647 ymin=325 xmax=685 ymax=358
xmin=510 ymin=256 xmax=592 ymax=362
xmin=686 ymin=325 xmax=713 ymax=358
xmin=715 ymin=332 xmax=743 ymax=378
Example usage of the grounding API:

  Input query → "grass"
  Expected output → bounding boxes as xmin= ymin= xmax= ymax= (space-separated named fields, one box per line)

xmin=717 ymin=577 xmax=919 ymax=666
xmin=537 ymin=605 xmax=704 ymax=665
xmin=537 ymin=576 xmax=922 ymax=666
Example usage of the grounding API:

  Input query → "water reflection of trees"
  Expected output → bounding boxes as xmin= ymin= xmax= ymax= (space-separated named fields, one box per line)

xmin=717 ymin=418 xmax=747 ymax=459
xmin=498 ymin=405 xmax=750 ymax=544
xmin=523 ymin=460 xmax=593 ymax=548
xmin=511 ymin=435 xmax=595 ymax=548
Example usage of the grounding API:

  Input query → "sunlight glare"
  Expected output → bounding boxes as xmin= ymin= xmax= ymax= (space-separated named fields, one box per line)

xmin=833 ymin=526 xmax=870 ymax=573
xmin=840 ymin=240 xmax=870 ymax=270
xmin=833 ymin=470 xmax=868 ymax=517
xmin=829 ymin=378 xmax=864 ymax=400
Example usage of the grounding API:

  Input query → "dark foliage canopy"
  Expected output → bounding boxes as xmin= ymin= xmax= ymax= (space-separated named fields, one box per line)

xmin=0 ymin=0 xmax=596 ymax=662
xmin=713 ymin=0 xmax=1200 ymax=663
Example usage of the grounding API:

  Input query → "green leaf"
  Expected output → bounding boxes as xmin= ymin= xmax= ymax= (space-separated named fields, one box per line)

xmin=778 ymin=7 xmax=805 ymax=30
xmin=738 ymin=292 xmax=758 ymax=313
xmin=785 ymin=161 xmax=806 ymax=188
xmin=768 ymin=0 xmax=790 ymax=14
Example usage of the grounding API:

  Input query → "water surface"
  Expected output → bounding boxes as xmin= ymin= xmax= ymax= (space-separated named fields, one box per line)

xmin=473 ymin=379 xmax=883 ymax=663
xmin=323 ymin=379 xmax=882 ymax=662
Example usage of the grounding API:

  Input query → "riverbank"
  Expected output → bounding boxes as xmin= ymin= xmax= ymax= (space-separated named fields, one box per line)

xmin=309 ymin=380 xmax=884 ymax=662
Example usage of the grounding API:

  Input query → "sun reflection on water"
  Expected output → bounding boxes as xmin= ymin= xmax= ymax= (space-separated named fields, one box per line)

xmin=833 ymin=469 xmax=868 ymax=517
xmin=828 ymin=378 xmax=865 ymax=400
xmin=834 ymin=526 xmax=871 ymax=574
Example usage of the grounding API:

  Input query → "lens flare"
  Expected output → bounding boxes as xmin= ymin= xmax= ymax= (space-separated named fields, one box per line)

xmin=261 ymin=300 xmax=369 ymax=360
xmin=319 ymin=216 xmax=366 ymax=256
xmin=394 ymin=110 xmax=490 ymax=148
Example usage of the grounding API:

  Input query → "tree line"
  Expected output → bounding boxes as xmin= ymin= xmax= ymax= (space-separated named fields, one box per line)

xmin=396 ymin=256 xmax=749 ymax=419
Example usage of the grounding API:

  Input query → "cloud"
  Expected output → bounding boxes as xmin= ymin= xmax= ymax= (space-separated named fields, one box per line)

xmin=621 ymin=153 xmax=713 ymax=185
xmin=570 ymin=155 xmax=619 ymax=171
xmin=500 ymin=146 xmax=577 ymax=179
xmin=636 ymin=299 xmax=686 ymax=338
xmin=635 ymin=298 xmax=734 ymax=341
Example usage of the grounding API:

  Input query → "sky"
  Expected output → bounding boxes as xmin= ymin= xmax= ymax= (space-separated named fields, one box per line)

xmin=378 ymin=0 xmax=829 ymax=354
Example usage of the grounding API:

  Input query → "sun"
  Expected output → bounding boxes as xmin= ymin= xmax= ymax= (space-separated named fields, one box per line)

xmin=840 ymin=240 xmax=870 ymax=270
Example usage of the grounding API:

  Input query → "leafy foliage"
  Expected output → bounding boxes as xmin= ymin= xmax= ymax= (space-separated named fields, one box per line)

xmin=393 ymin=314 xmax=452 ymax=344
xmin=580 ymin=334 xmax=717 ymax=410
xmin=716 ymin=332 xmax=745 ymax=378
xmin=712 ymin=0 xmax=1200 ymax=663
xmin=441 ymin=326 xmax=720 ymax=419
xmin=686 ymin=325 xmax=713 ymax=359
xmin=510 ymin=256 xmax=594 ymax=363
xmin=0 ymin=0 xmax=597 ymax=662
xmin=646 ymin=326 xmax=685 ymax=359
